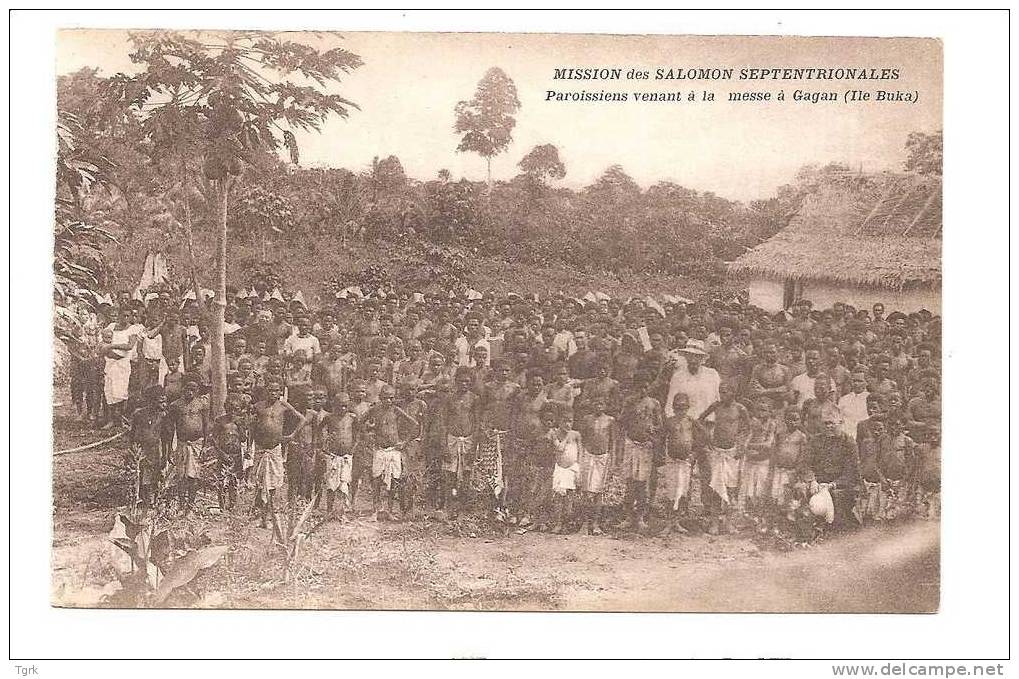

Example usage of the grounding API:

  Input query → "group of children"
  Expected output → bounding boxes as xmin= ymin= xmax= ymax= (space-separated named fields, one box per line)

xmin=89 ymin=279 xmax=940 ymax=539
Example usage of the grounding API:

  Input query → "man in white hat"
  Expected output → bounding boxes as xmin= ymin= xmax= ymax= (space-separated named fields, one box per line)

xmin=664 ymin=339 xmax=720 ymax=420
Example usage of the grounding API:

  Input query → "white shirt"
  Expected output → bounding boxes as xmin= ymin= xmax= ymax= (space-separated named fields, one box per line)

xmin=838 ymin=390 xmax=870 ymax=439
xmin=283 ymin=333 xmax=321 ymax=358
xmin=790 ymin=372 xmax=836 ymax=408
xmin=637 ymin=326 xmax=652 ymax=351
xmin=665 ymin=364 xmax=721 ymax=419
xmin=552 ymin=331 xmax=577 ymax=359
xmin=455 ymin=336 xmax=491 ymax=367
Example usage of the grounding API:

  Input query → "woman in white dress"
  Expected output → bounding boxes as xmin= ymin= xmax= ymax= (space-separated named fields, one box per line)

xmin=102 ymin=308 xmax=139 ymax=428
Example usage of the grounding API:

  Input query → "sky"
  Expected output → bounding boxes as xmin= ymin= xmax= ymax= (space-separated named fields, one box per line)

xmin=56 ymin=30 xmax=942 ymax=202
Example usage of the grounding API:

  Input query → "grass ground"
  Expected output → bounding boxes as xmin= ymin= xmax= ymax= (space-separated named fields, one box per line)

xmin=52 ymin=395 xmax=939 ymax=613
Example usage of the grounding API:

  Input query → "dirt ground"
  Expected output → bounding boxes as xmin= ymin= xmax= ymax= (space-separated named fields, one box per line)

xmin=51 ymin=400 xmax=939 ymax=613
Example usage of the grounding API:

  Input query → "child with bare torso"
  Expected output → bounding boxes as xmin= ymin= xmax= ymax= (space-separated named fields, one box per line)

xmin=699 ymin=381 xmax=750 ymax=534
xmin=211 ymin=394 xmax=246 ymax=511
xmin=169 ymin=376 xmax=210 ymax=514
xmin=476 ymin=360 xmax=520 ymax=517
xmin=771 ymin=408 xmax=810 ymax=527
xmin=437 ymin=367 xmax=478 ymax=518
xmin=658 ymin=392 xmax=698 ymax=535
xmin=316 ymin=391 xmax=351 ymax=505
xmin=212 ymin=418 xmax=242 ymax=512
xmin=251 ymin=379 xmax=307 ymax=528
xmin=741 ymin=399 xmax=777 ymax=528
xmin=129 ymin=386 xmax=170 ymax=508
xmin=577 ymin=397 xmax=617 ymax=535
xmin=293 ymin=387 xmax=328 ymax=504
xmin=749 ymin=341 xmax=792 ymax=409
xmin=364 ymin=360 xmax=388 ymax=404
xmin=546 ymin=404 xmax=582 ymax=534
xmin=578 ymin=360 xmax=619 ymax=418
xmin=508 ymin=371 xmax=549 ymax=527
xmin=362 ymin=384 xmax=420 ymax=520
xmin=320 ymin=340 xmax=357 ymax=398
xmin=347 ymin=380 xmax=373 ymax=510
xmin=546 ymin=363 xmax=580 ymax=410
xmin=396 ymin=382 xmax=428 ymax=516
xmin=619 ymin=378 xmax=663 ymax=532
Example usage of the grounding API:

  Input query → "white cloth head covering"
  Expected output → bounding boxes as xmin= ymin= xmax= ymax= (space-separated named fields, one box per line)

xmin=678 ymin=339 xmax=709 ymax=356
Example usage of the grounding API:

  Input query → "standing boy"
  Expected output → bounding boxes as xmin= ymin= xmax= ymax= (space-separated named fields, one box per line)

xmin=577 ymin=396 xmax=617 ymax=535
xmin=741 ymin=398 xmax=777 ymax=530
xmin=658 ymin=392 xmax=698 ymax=536
xmin=771 ymin=408 xmax=809 ymax=524
xmin=475 ymin=359 xmax=520 ymax=518
xmin=362 ymin=384 xmax=420 ymax=520
xmin=546 ymin=404 xmax=582 ymax=534
xmin=129 ymin=385 xmax=170 ymax=508
xmin=698 ymin=381 xmax=750 ymax=534
xmin=396 ymin=382 xmax=428 ymax=517
xmin=320 ymin=392 xmax=356 ymax=518
xmin=619 ymin=375 xmax=664 ymax=532
xmin=169 ymin=376 xmax=210 ymax=514
xmin=436 ymin=367 xmax=479 ymax=518
xmin=251 ymin=378 xmax=308 ymax=528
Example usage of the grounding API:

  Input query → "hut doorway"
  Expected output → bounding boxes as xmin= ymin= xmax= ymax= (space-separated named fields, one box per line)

xmin=783 ymin=279 xmax=802 ymax=309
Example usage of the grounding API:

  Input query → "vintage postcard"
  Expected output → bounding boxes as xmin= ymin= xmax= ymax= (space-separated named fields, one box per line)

xmin=51 ymin=29 xmax=942 ymax=613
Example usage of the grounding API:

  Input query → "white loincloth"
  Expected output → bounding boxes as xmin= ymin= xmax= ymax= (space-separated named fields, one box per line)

xmin=707 ymin=445 xmax=740 ymax=504
xmin=325 ymin=454 xmax=353 ymax=494
xmin=552 ymin=462 xmax=580 ymax=495
xmin=372 ymin=445 xmax=403 ymax=490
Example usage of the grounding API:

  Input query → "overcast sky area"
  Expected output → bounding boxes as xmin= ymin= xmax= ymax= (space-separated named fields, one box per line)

xmin=57 ymin=30 xmax=941 ymax=203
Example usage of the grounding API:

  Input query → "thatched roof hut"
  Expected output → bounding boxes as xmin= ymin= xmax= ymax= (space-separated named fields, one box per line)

xmin=729 ymin=172 xmax=942 ymax=312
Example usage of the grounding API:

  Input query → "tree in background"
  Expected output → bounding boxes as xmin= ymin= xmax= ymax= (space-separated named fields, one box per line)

xmin=107 ymin=30 xmax=362 ymax=416
xmin=454 ymin=67 xmax=521 ymax=192
xmin=424 ymin=178 xmax=484 ymax=245
xmin=54 ymin=112 xmax=117 ymax=347
xmin=372 ymin=155 xmax=409 ymax=196
xmin=518 ymin=143 xmax=566 ymax=184
xmin=231 ymin=186 xmax=296 ymax=261
xmin=904 ymin=129 xmax=943 ymax=175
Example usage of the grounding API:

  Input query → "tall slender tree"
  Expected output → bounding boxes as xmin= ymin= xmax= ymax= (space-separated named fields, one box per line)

xmin=107 ymin=30 xmax=362 ymax=416
xmin=454 ymin=67 xmax=520 ymax=192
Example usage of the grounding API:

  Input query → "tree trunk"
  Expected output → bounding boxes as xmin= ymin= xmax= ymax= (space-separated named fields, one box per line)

xmin=178 ymin=164 xmax=206 ymax=316
xmin=209 ymin=179 xmax=230 ymax=419
xmin=180 ymin=195 xmax=206 ymax=317
xmin=486 ymin=157 xmax=493 ymax=194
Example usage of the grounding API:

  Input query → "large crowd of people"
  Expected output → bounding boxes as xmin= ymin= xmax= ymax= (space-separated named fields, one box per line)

xmin=65 ymin=276 xmax=942 ymax=539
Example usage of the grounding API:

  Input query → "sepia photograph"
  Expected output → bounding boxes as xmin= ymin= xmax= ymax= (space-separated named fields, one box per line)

xmin=49 ymin=28 xmax=943 ymax=614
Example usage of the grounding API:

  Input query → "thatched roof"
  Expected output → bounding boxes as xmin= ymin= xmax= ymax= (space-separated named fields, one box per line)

xmin=729 ymin=172 xmax=941 ymax=289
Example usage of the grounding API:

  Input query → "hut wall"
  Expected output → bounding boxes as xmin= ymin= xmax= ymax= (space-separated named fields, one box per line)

xmin=748 ymin=278 xmax=786 ymax=311
xmin=800 ymin=280 xmax=941 ymax=314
